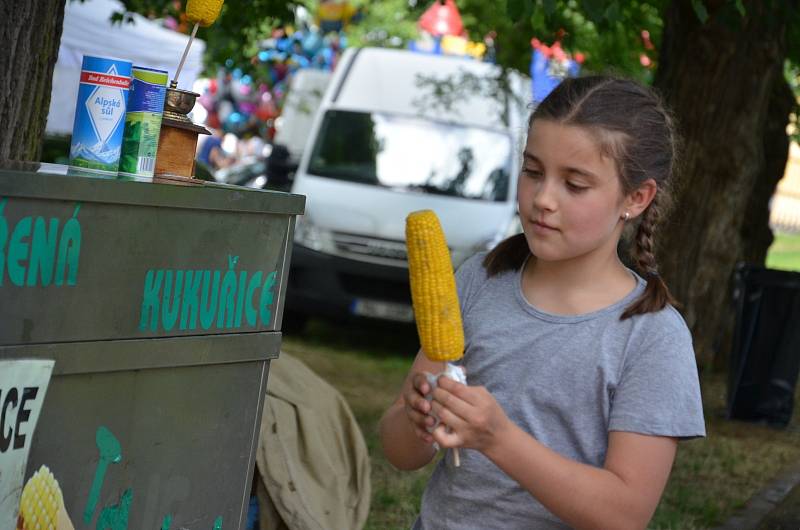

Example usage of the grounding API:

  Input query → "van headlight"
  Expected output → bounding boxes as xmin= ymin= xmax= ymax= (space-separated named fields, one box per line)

xmin=294 ymin=215 xmax=336 ymax=253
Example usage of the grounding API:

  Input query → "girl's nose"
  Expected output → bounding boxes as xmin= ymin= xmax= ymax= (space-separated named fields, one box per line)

xmin=532 ymin=176 xmax=557 ymax=212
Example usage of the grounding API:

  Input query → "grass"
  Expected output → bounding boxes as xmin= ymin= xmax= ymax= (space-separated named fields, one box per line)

xmin=281 ymin=318 xmax=800 ymax=530
xmin=766 ymin=232 xmax=800 ymax=271
xmin=651 ymin=375 xmax=800 ymax=529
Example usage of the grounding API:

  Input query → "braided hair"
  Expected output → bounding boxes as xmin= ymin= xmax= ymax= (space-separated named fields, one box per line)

xmin=483 ymin=76 xmax=679 ymax=320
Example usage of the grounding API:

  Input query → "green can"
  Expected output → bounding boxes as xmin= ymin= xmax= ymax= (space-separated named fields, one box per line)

xmin=118 ymin=66 xmax=168 ymax=181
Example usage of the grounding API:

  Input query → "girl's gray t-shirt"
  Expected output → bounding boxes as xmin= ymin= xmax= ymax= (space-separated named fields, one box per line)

xmin=412 ymin=253 xmax=706 ymax=530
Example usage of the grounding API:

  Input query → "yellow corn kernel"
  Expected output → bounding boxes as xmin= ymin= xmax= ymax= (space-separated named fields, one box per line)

xmin=406 ymin=210 xmax=464 ymax=362
xmin=186 ymin=0 xmax=225 ymax=27
xmin=16 ymin=465 xmax=72 ymax=530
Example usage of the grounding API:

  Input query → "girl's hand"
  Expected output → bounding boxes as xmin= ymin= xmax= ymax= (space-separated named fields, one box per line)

xmin=402 ymin=372 xmax=437 ymax=444
xmin=429 ymin=376 xmax=511 ymax=453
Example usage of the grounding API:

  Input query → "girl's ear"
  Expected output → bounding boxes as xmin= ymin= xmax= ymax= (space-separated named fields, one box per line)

xmin=624 ymin=178 xmax=657 ymax=219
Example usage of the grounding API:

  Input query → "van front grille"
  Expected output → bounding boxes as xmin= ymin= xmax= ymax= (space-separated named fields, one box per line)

xmin=332 ymin=232 xmax=408 ymax=265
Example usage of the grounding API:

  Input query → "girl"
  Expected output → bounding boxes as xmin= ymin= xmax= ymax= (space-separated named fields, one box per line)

xmin=379 ymin=76 xmax=706 ymax=530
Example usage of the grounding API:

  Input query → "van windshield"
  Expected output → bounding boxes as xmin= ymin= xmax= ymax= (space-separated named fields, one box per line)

xmin=307 ymin=110 xmax=511 ymax=202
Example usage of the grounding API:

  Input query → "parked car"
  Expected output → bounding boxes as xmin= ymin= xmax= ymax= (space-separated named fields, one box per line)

xmin=284 ymin=47 xmax=530 ymax=328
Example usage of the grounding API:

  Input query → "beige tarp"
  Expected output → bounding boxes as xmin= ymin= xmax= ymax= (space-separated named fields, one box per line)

xmin=255 ymin=353 xmax=371 ymax=530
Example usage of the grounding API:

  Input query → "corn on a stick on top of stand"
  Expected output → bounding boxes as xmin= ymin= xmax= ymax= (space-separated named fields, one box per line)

xmin=186 ymin=0 xmax=225 ymax=27
xmin=173 ymin=0 xmax=224 ymax=88
xmin=406 ymin=210 xmax=464 ymax=362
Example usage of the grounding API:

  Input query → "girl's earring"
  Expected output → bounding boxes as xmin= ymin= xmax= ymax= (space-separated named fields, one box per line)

xmin=623 ymin=212 xmax=630 ymax=221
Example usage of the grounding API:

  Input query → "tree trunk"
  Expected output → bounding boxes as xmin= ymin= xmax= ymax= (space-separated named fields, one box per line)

xmin=0 ymin=0 xmax=66 ymax=163
xmin=740 ymin=78 xmax=796 ymax=266
xmin=653 ymin=0 xmax=793 ymax=369
xmin=712 ymin=76 xmax=796 ymax=371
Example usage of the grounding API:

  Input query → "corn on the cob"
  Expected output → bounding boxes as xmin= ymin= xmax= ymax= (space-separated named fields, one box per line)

xmin=186 ymin=0 xmax=225 ymax=27
xmin=16 ymin=465 xmax=73 ymax=530
xmin=406 ymin=210 xmax=464 ymax=362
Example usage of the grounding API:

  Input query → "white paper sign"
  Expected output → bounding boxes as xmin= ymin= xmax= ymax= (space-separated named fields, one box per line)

xmin=0 ymin=359 xmax=55 ymax=529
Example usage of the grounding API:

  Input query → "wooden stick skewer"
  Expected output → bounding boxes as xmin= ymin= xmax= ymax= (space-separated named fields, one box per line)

xmin=171 ymin=23 xmax=199 ymax=89
xmin=442 ymin=361 xmax=462 ymax=467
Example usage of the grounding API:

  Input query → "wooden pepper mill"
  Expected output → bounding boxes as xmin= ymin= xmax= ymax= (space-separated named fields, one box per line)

xmin=155 ymin=0 xmax=219 ymax=185
xmin=153 ymin=86 xmax=210 ymax=184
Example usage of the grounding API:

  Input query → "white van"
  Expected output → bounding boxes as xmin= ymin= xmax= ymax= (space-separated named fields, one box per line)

xmin=273 ymin=68 xmax=333 ymax=165
xmin=285 ymin=47 xmax=530 ymax=326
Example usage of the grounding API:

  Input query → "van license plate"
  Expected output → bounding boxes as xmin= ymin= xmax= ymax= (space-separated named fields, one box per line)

xmin=351 ymin=299 xmax=414 ymax=322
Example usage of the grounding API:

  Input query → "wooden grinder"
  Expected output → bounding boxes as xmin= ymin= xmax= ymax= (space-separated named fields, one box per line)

xmin=153 ymin=87 xmax=210 ymax=184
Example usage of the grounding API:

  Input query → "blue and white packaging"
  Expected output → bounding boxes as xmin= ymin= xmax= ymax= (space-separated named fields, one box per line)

xmin=68 ymin=55 xmax=132 ymax=176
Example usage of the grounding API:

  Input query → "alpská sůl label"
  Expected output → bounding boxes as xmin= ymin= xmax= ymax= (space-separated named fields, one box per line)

xmin=68 ymin=55 xmax=132 ymax=176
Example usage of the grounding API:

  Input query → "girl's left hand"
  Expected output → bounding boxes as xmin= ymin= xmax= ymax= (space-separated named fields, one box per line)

xmin=429 ymin=376 xmax=512 ymax=454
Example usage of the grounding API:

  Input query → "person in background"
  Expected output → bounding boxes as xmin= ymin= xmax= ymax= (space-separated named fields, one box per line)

xmin=197 ymin=128 xmax=231 ymax=171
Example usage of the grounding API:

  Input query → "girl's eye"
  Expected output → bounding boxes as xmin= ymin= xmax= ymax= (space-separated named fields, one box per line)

xmin=523 ymin=168 xmax=543 ymax=179
xmin=566 ymin=181 xmax=589 ymax=192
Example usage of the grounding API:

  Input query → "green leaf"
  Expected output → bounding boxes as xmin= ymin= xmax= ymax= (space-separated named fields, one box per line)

xmin=542 ymin=0 xmax=557 ymax=17
xmin=691 ymin=0 xmax=709 ymax=23
xmin=605 ymin=2 xmax=621 ymax=24
xmin=530 ymin=7 xmax=546 ymax=33
xmin=734 ymin=0 xmax=746 ymax=17
xmin=507 ymin=0 xmax=526 ymax=20
xmin=580 ymin=0 xmax=607 ymax=24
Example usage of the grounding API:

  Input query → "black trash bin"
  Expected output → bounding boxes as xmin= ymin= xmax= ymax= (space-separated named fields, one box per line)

xmin=728 ymin=263 xmax=800 ymax=427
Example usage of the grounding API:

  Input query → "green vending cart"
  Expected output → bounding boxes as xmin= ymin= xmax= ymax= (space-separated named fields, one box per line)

xmin=0 ymin=163 xmax=305 ymax=530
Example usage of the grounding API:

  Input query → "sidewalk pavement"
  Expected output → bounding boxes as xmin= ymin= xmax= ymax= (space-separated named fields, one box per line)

xmin=712 ymin=461 xmax=800 ymax=530
xmin=756 ymin=479 xmax=800 ymax=530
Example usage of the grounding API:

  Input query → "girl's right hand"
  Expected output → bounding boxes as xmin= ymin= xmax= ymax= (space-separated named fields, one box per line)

xmin=403 ymin=372 xmax=437 ymax=444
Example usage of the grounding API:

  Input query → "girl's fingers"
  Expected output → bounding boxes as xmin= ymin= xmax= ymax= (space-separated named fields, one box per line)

xmin=431 ymin=386 xmax=474 ymax=421
xmin=405 ymin=406 xmax=426 ymax=425
xmin=403 ymin=391 xmax=431 ymax=414
xmin=414 ymin=395 xmax=431 ymax=414
xmin=405 ymin=399 xmax=434 ymax=426
xmin=412 ymin=373 xmax=431 ymax=395
xmin=413 ymin=426 xmax=434 ymax=444
xmin=416 ymin=412 xmax=436 ymax=429
xmin=430 ymin=399 xmax=467 ymax=431
xmin=431 ymin=423 xmax=462 ymax=448
xmin=437 ymin=376 xmax=478 ymax=404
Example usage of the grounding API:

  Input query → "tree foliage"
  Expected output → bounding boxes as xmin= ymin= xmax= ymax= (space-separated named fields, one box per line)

xmin=489 ymin=0 xmax=665 ymax=79
xmin=110 ymin=0 xmax=667 ymax=80
xmin=100 ymin=0 xmax=800 ymax=95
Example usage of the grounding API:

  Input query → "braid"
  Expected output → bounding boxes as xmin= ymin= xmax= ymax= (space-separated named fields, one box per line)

xmin=621 ymin=194 xmax=678 ymax=319
xmin=633 ymin=198 xmax=660 ymax=277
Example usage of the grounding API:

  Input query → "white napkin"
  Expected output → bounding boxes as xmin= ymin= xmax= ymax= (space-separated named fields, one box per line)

xmin=423 ymin=363 xmax=467 ymax=450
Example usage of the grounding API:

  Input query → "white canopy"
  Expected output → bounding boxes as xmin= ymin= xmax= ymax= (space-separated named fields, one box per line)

xmin=46 ymin=0 xmax=206 ymax=135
